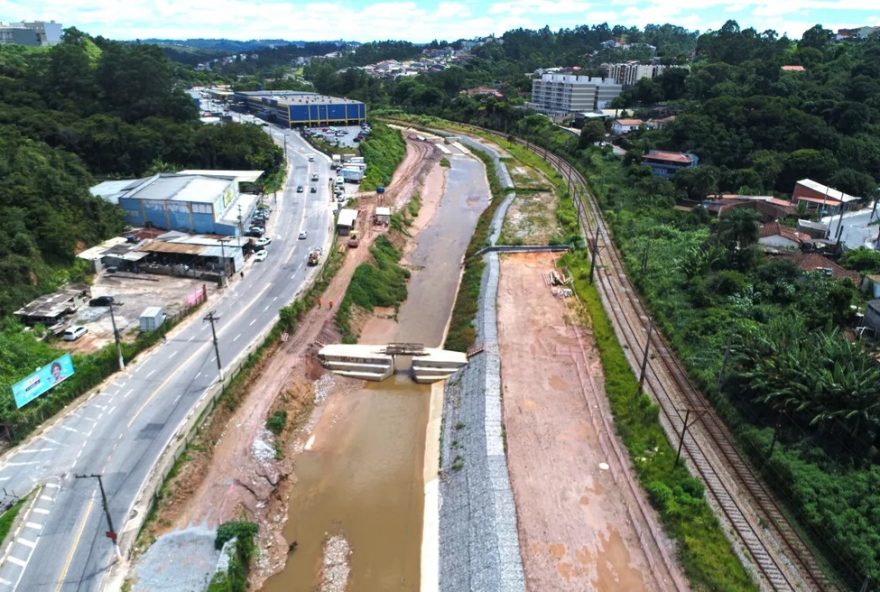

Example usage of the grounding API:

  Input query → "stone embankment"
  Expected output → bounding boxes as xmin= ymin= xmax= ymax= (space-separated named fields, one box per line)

xmin=438 ymin=136 xmax=525 ymax=592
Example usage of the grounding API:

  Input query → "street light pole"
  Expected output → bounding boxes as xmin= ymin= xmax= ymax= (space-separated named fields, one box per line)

xmin=108 ymin=302 xmax=124 ymax=371
xmin=203 ymin=311 xmax=223 ymax=381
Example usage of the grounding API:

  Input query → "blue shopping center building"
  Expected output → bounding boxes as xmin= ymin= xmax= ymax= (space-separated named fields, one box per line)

xmin=234 ymin=90 xmax=366 ymax=127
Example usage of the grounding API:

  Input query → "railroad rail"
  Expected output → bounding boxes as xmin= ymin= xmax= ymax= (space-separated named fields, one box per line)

xmin=520 ymin=139 xmax=833 ymax=592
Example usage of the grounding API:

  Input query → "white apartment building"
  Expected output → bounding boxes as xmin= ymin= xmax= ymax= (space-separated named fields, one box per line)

xmin=603 ymin=62 xmax=673 ymax=87
xmin=4 ymin=20 xmax=62 ymax=46
xmin=528 ymin=73 xmax=623 ymax=114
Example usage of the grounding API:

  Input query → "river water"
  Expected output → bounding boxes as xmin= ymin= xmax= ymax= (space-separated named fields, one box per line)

xmin=262 ymin=153 xmax=490 ymax=591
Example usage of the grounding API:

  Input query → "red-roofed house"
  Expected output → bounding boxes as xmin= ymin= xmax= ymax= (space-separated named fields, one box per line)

xmin=792 ymin=179 xmax=861 ymax=214
xmin=462 ymin=86 xmax=504 ymax=99
xmin=642 ymin=150 xmax=699 ymax=178
xmin=759 ymin=222 xmax=811 ymax=251
xmin=611 ymin=118 xmax=644 ymax=135
xmin=780 ymin=252 xmax=860 ymax=283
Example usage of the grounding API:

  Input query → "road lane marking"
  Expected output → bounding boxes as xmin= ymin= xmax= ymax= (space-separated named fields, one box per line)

xmin=7 ymin=556 xmax=25 ymax=567
xmin=18 ymin=448 xmax=54 ymax=454
xmin=249 ymin=319 xmax=256 ymax=326
xmin=32 ymin=508 xmax=49 ymax=515
xmin=146 ymin=369 xmax=156 ymax=378
xmin=17 ymin=538 xmax=35 ymax=548
xmin=0 ymin=576 xmax=12 ymax=585
xmin=53 ymin=493 xmax=95 ymax=592
xmin=263 ymin=305 xmax=271 ymax=312
xmin=60 ymin=426 xmax=80 ymax=434
xmin=40 ymin=495 xmax=54 ymax=503
xmin=24 ymin=522 xmax=42 ymax=530
xmin=40 ymin=436 xmax=61 ymax=445
xmin=0 ymin=477 xmax=10 ymax=481
xmin=45 ymin=483 xmax=59 ymax=489
xmin=233 ymin=334 xmax=241 ymax=342
xmin=7 ymin=462 xmax=38 ymax=467
xmin=122 ymin=389 xmax=133 ymax=399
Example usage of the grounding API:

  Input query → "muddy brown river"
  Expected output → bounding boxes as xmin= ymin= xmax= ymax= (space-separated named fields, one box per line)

xmin=262 ymin=152 xmax=490 ymax=591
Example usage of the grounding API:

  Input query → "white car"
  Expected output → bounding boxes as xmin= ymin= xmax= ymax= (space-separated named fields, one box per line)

xmin=254 ymin=249 xmax=268 ymax=262
xmin=255 ymin=237 xmax=272 ymax=248
xmin=63 ymin=325 xmax=88 ymax=341
xmin=298 ymin=230 xmax=308 ymax=240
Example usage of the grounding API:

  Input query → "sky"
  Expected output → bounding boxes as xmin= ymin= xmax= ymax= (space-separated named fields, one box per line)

xmin=1 ymin=0 xmax=878 ymax=43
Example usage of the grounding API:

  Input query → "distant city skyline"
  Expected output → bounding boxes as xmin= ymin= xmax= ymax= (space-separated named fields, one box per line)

xmin=2 ymin=0 xmax=877 ymax=43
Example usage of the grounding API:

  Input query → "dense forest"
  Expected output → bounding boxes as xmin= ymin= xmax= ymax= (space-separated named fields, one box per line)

xmin=283 ymin=20 xmax=880 ymax=588
xmin=0 ymin=29 xmax=284 ymax=316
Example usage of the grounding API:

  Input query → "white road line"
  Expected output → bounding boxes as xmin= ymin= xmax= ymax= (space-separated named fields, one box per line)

xmin=40 ymin=436 xmax=61 ymax=445
xmin=17 ymin=538 xmax=36 ymax=549
xmin=249 ymin=319 xmax=256 ymax=326
xmin=18 ymin=448 xmax=54 ymax=454
xmin=44 ymin=483 xmax=59 ymax=489
xmin=272 ymin=296 xmax=278 ymax=301
xmin=187 ymin=335 xmax=195 ymax=342
xmin=7 ymin=556 xmax=26 ymax=567
xmin=0 ymin=477 xmax=10 ymax=482
xmin=32 ymin=508 xmax=49 ymax=515
xmin=60 ymin=426 xmax=80 ymax=434
xmin=195 ymin=372 xmax=202 ymax=379
xmin=24 ymin=522 xmax=42 ymax=530
xmin=0 ymin=576 xmax=12 ymax=585
xmin=122 ymin=389 xmax=134 ymax=399
xmin=263 ymin=305 xmax=271 ymax=312
xmin=108 ymin=406 xmax=116 ymax=415
xmin=39 ymin=495 xmax=54 ymax=503
xmin=6 ymin=461 xmax=38 ymax=467
xmin=233 ymin=334 xmax=241 ymax=342
xmin=146 ymin=369 xmax=156 ymax=378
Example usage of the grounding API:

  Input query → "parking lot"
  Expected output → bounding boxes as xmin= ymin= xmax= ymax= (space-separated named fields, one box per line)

xmin=57 ymin=272 xmax=218 ymax=354
xmin=304 ymin=124 xmax=370 ymax=149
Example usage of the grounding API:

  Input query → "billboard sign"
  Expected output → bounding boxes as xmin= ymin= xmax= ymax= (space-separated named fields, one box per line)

xmin=11 ymin=353 xmax=75 ymax=409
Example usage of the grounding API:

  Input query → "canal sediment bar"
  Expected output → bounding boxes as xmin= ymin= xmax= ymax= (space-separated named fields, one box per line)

xmin=438 ymin=251 xmax=525 ymax=592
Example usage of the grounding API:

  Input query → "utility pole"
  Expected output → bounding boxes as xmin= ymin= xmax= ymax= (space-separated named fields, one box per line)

xmin=75 ymin=473 xmax=121 ymax=559
xmin=203 ymin=311 xmax=223 ymax=381
xmin=673 ymin=408 xmax=706 ymax=468
xmin=237 ymin=204 xmax=244 ymax=239
xmin=108 ymin=302 xmax=125 ymax=371
xmin=637 ymin=318 xmax=655 ymax=393
xmin=217 ymin=237 xmax=231 ymax=288
xmin=589 ymin=238 xmax=600 ymax=284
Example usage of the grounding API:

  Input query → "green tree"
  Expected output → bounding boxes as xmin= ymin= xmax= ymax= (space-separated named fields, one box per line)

xmin=579 ymin=119 xmax=606 ymax=148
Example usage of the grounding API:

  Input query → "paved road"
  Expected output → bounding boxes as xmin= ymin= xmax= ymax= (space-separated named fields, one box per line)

xmin=0 ymin=128 xmax=335 ymax=591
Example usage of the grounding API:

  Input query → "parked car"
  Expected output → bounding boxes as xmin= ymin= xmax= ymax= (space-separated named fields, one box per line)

xmin=246 ymin=228 xmax=265 ymax=237
xmin=296 ymin=185 xmax=304 ymax=193
xmin=310 ymin=186 xmax=317 ymax=193
xmin=308 ymin=155 xmax=315 ymax=162
xmin=89 ymin=295 xmax=115 ymax=307
xmin=63 ymin=325 xmax=88 ymax=341
xmin=255 ymin=237 xmax=272 ymax=248
xmin=298 ymin=230 xmax=308 ymax=240
xmin=253 ymin=249 xmax=268 ymax=262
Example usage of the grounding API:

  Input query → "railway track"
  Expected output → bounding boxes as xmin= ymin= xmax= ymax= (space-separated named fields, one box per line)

xmin=518 ymin=139 xmax=833 ymax=592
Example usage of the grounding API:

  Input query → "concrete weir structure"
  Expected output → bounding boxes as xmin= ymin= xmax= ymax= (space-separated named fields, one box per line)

xmin=317 ymin=343 xmax=467 ymax=383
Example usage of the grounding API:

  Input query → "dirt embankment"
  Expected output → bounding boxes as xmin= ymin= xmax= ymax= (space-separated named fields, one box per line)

xmin=496 ymin=252 xmax=686 ymax=591
xmin=134 ymin=133 xmax=442 ymax=589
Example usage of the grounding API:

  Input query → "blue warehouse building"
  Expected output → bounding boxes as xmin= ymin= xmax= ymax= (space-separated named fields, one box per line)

xmin=90 ymin=171 xmax=263 ymax=236
xmin=234 ymin=91 xmax=366 ymax=127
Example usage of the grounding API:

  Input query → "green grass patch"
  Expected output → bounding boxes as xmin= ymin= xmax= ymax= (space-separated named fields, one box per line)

xmin=360 ymin=122 xmax=406 ymax=191
xmin=336 ymin=235 xmax=409 ymax=342
xmin=266 ymin=410 xmax=287 ymax=435
xmin=444 ymin=146 xmax=505 ymax=352
xmin=0 ymin=491 xmax=31 ymax=545
xmin=561 ymin=251 xmax=756 ymax=592
xmin=439 ymin=157 xmax=450 ymax=168
xmin=207 ymin=521 xmax=259 ymax=592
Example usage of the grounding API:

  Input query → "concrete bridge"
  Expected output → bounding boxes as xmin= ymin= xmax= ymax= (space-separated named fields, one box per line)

xmin=317 ymin=342 xmax=468 ymax=383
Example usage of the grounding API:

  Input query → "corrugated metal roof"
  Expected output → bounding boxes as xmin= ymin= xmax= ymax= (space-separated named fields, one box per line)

xmin=337 ymin=209 xmax=358 ymax=227
xmin=138 ymin=241 xmax=208 ymax=256
xmin=178 ymin=170 xmax=264 ymax=183
xmin=796 ymin=179 xmax=860 ymax=202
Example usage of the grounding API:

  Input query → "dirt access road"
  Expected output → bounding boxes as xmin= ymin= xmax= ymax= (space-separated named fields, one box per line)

xmin=136 ymin=133 xmax=441 ymax=587
xmin=496 ymin=252 xmax=688 ymax=592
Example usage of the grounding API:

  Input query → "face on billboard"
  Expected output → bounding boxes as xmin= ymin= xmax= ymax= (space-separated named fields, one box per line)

xmin=11 ymin=353 xmax=76 ymax=409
